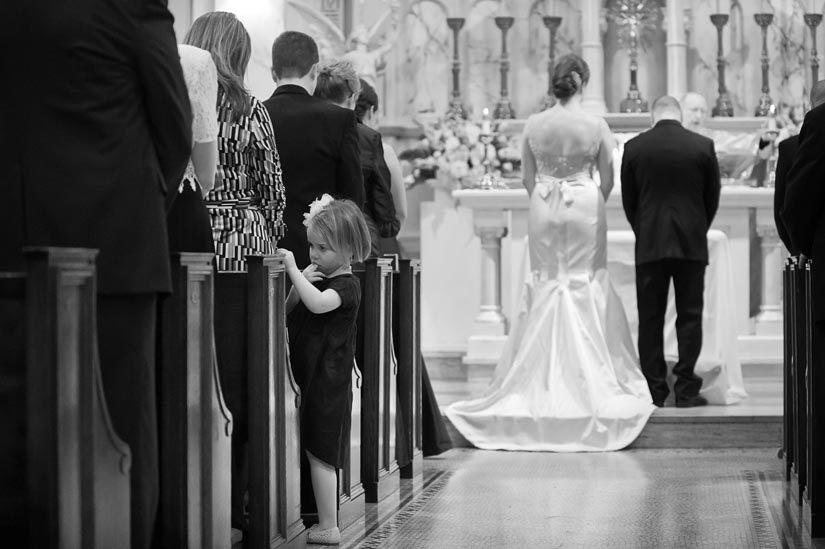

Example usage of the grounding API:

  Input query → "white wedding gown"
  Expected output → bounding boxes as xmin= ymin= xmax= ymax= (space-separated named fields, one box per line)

xmin=446 ymin=114 xmax=656 ymax=452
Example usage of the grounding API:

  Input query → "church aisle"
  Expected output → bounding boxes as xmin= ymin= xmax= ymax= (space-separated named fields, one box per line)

xmin=333 ymin=448 xmax=824 ymax=548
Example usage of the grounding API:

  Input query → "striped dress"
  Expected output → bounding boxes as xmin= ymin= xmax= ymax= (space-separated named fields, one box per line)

xmin=206 ymin=91 xmax=286 ymax=271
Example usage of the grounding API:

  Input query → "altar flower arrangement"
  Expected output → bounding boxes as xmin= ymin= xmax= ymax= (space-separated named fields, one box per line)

xmin=399 ymin=113 xmax=497 ymax=191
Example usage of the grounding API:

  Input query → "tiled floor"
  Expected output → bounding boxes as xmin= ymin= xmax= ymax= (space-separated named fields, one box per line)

xmin=310 ymin=359 xmax=805 ymax=548
xmin=335 ymin=448 xmax=824 ymax=549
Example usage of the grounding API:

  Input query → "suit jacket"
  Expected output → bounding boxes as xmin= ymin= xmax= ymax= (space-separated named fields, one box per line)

xmin=781 ymin=104 xmax=825 ymax=320
xmin=0 ymin=0 xmax=191 ymax=294
xmin=263 ymin=85 xmax=364 ymax=268
xmin=356 ymin=123 xmax=398 ymax=256
xmin=621 ymin=120 xmax=721 ymax=265
xmin=774 ymin=135 xmax=799 ymax=254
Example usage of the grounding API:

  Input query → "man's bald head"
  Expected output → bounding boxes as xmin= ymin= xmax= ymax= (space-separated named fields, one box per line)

xmin=651 ymin=95 xmax=682 ymax=123
xmin=682 ymin=92 xmax=709 ymax=130
xmin=812 ymin=79 xmax=825 ymax=108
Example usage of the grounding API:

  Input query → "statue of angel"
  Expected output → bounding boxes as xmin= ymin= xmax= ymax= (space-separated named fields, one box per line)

xmin=288 ymin=1 xmax=399 ymax=88
xmin=342 ymin=24 xmax=394 ymax=87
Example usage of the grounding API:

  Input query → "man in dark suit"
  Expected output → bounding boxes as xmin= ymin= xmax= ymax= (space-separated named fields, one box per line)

xmin=264 ymin=31 xmax=364 ymax=269
xmin=781 ymin=81 xmax=825 ymax=534
xmin=782 ymin=82 xmax=825 ymax=323
xmin=772 ymin=81 xmax=825 ymax=254
xmin=0 ymin=2 xmax=191 ymax=547
xmin=621 ymin=95 xmax=721 ymax=408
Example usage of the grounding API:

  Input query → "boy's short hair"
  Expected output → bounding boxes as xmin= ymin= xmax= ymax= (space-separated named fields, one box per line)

xmin=307 ymin=199 xmax=371 ymax=263
xmin=272 ymin=31 xmax=319 ymax=79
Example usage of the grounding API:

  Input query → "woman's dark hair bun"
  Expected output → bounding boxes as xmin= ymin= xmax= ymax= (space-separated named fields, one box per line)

xmin=551 ymin=53 xmax=590 ymax=101
xmin=552 ymin=74 xmax=578 ymax=100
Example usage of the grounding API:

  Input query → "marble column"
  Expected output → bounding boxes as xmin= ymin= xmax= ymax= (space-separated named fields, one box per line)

xmin=464 ymin=211 xmax=509 ymax=365
xmin=755 ymin=225 xmax=785 ymax=335
xmin=581 ymin=0 xmax=608 ymax=113
xmin=665 ymin=0 xmax=687 ymax=99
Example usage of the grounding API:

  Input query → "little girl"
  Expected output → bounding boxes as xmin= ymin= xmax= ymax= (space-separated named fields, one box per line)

xmin=278 ymin=195 xmax=370 ymax=545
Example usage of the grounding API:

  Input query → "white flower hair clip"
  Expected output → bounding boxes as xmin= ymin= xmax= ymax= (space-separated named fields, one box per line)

xmin=303 ymin=193 xmax=335 ymax=227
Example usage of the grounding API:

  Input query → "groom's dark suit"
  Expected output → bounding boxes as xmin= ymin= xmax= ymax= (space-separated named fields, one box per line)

xmin=263 ymin=85 xmax=364 ymax=268
xmin=621 ymin=120 xmax=721 ymax=405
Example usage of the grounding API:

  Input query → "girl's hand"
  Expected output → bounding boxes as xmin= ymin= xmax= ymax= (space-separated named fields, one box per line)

xmin=302 ymin=264 xmax=325 ymax=283
xmin=277 ymin=248 xmax=296 ymax=271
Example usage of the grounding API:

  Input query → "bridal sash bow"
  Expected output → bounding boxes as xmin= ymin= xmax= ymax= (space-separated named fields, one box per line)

xmin=534 ymin=174 xmax=590 ymax=206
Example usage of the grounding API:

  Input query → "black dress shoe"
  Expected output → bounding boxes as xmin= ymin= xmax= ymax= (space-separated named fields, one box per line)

xmin=653 ymin=400 xmax=666 ymax=407
xmin=675 ymin=395 xmax=708 ymax=408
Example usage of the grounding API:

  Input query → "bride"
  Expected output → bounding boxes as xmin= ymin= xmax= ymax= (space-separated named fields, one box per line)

xmin=445 ymin=54 xmax=656 ymax=452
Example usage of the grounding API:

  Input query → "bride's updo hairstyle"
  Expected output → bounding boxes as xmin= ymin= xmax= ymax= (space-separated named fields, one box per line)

xmin=552 ymin=54 xmax=590 ymax=101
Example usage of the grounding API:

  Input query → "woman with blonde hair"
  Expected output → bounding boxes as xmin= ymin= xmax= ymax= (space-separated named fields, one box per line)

xmin=184 ymin=11 xmax=286 ymax=537
xmin=314 ymin=60 xmax=398 ymax=258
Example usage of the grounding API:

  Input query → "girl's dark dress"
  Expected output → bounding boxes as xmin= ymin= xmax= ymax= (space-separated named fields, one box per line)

xmin=287 ymin=273 xmax=360 ymax=468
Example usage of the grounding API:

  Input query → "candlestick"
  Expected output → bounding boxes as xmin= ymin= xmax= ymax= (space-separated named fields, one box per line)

xmin=754 ymin=13 xmax=774 ymax=116
xmin=541 ymin=16 xmax=563 ymax=111
xmin=445 ymin=17 xmax=468 ymax=119
xmin=474 ymin=109 xmax=504 ymax=190
xmin=493 ymin=17 xmax=516 ymax=120
xmin=710 ymin=14 xmax=734 ymax=117
xmin=805 ymin=12 xmax=823 ymax=84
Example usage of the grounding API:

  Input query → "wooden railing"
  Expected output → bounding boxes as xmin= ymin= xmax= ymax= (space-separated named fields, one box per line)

xmin=157 ymin=253 xmax=232 ymax=548
xmin=0 ymin=248 xmax=130 ymax=547
xmin=355 ymin=258 xmax=401 ymax=503
xmin=783 ymin=256 xmax=824 ymax=537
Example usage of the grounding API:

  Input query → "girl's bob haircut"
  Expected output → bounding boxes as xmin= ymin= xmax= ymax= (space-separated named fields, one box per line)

xmin=306 ymin=198 xmax=371 ymax=263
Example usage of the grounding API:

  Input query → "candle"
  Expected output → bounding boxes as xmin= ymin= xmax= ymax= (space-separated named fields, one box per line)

xmin=481 ymin=107 xmax=492 ymax=134
xmin=767 ymin=104 xmax=777 ymax=131
xmin=716 ymin=0 xmax=720 ymax=13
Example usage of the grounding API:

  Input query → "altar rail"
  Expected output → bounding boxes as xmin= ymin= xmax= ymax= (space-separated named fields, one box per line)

xmin=0 ymin=248 xmax=130 ymax=547
xmin=783 ymin=257 xmax=825 ymax=538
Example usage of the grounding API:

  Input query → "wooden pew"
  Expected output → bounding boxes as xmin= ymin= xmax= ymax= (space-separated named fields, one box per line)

xmin=394 ymin=259 xmax=423 ymax=482
xmin=246 ymin=255 xmax=305 ymax=548
xmin=157 ymin=253 xmax=232 ymax=548
xmin=783 ymin=257 xmax=794 ymax=482
xmin=0 ymin=248 xmax=130 ymax=547
xmin=355 ymin=258 xmax=401 ymax=503
xmin=803 ymin=259 xmax=824 ymax=537
xmin=792 ymin=257 xmax=808 ymax=506
xmin=338 ymin=365 xmax=365 ymax=529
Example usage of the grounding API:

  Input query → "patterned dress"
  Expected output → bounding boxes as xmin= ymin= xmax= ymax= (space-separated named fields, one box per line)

xmin=206 ymin=91 xmax=285 ymax=271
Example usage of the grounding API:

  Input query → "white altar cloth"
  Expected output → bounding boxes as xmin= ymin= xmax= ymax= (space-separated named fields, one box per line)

xmin=517 ymin=229 xmax=747 ymax=405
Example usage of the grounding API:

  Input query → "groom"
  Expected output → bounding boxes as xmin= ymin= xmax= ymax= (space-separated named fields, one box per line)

xmin=621 ymin=95 xmax=721 ymax=408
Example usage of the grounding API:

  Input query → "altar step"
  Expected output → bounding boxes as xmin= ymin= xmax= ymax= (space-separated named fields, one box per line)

xmin=429 ymin=355 xmax=783 ymax=450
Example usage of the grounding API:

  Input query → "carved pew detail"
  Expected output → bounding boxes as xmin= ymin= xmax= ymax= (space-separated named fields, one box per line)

xmin=247 ymin=255 xmax=305 ymax=548
xmin=338 ymin=363 xmax=365 ymax=529
xmin=0 ymin=248 xmax=131 ymax=547
xmin=396 ymin=259 xmax=423 ymax=481
xmin=157 ymin=253 xmax=232 ymax=548
xmin=355 ymin=258 xmax=400 ymax=503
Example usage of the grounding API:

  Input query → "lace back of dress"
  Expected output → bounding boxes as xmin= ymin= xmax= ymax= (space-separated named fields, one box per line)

xmin=528 ymin=116 xmax=601 ymax=178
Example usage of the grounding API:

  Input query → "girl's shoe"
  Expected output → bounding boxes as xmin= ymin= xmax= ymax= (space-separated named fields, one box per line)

xmin=306 ymin=524 xmax=341 ymax=545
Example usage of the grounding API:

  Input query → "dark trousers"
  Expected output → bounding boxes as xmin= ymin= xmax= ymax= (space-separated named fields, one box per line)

xmin=214 ymin=273 xmax=249 ymax=530
xmin=97 ymin=294 xmax=158 ymax=549
xmin=635 ymin=259 xmax=705 ymax=404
